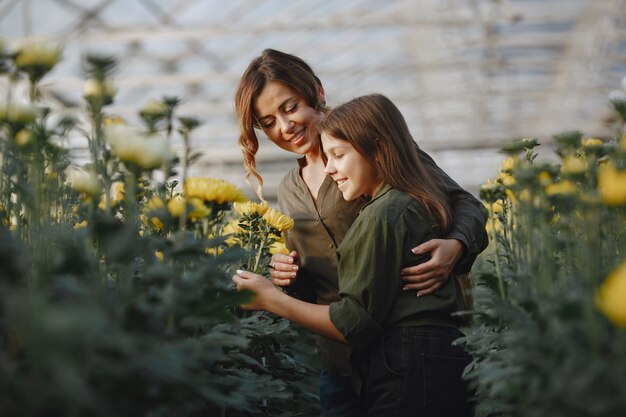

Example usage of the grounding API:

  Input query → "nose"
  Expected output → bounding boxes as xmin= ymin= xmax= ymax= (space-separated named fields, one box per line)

xmin=324 ymin=158 xmax=336 ymax=175
xmin=277 ymin=114 xmax=294 ymax=135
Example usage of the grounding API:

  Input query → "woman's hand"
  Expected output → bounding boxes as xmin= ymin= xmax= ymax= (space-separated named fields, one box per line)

xmin=232 ymin=270 xmax=281 ymax=310
xmin=401 ymin=238 xmax=464 ymax=296
xmin=269 ymin=250 xmax=300 ymax=286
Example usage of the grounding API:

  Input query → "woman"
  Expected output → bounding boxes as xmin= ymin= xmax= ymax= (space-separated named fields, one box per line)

xmin=234 ymin=49 xmax=487 ymax=416
xmin=234 ymin=94 xmax=474 ymax=416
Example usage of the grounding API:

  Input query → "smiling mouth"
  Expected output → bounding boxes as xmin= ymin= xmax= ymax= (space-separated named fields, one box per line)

xmin=289 ymin=129 xmax=305 ymax=144
xmin=336 ymin=178 xmax=348 ymax=187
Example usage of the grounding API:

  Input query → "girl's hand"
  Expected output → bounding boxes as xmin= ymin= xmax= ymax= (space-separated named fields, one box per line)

xmin=232 ymin=269 xmax=280 ymax=310
xmin=401 ymin=238 xmax=463 ymax=296
xmin=269 ymin=250 xmax=300 ymax=286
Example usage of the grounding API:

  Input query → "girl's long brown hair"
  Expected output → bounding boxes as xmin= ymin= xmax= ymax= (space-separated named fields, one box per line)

xmin=234 ymin=49 xmax=326 ymax=199
xmin=320 ymin=94 xmax=452 ymax=235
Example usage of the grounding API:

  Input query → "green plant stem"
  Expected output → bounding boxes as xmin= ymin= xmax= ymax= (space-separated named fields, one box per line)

xmin=489 ymin=204 xmax=506 ymax=299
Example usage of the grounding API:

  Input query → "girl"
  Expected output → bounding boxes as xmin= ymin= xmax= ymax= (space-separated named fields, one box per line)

xmin=234 ymin=49 xmax=486 ymax=416
xmin=233 ymin=94 xmax=473 ymax=417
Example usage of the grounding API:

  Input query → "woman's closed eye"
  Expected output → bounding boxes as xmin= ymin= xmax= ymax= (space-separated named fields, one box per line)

xmin=260 ymin=119 xmax=275 ymax=129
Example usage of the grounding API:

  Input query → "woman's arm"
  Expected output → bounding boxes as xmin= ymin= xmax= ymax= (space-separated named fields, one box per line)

xmin=232 ymin=270 xmax=346 ymax=343
xmin=401 ymin=146 xmax=488 ymax=294
xmin=416 ymin=147 xmax=488 ymax=271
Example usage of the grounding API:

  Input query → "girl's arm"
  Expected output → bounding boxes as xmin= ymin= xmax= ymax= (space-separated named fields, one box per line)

xmin=232 ymin=270 xmax=346 ymax=343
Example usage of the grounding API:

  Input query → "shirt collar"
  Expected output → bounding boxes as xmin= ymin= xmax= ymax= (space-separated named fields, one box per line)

xmin=360 ymin=182 xmax=393 ymax=212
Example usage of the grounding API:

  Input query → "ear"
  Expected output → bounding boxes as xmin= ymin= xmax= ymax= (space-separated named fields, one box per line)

xmin=317 ymin=86 xmax=326 ymax=106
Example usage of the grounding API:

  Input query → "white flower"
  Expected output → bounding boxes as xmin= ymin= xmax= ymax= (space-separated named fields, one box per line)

xmin=66 ymin=166 xmax=100 ymax=196
xmin=104 ymin=124 xmax=171 ymax=170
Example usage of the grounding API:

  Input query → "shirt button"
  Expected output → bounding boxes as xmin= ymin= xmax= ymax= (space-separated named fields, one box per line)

xmin=328 ymin=244 xmax=333 ymax=249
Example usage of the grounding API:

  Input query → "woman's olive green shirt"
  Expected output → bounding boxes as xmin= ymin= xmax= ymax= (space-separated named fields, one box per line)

xmin=277 ymin=148 xmax=488 ymax=376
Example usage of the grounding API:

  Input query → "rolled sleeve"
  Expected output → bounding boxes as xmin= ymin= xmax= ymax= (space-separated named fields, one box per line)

xmin=329 ymin=296 xmax=382 ymax=348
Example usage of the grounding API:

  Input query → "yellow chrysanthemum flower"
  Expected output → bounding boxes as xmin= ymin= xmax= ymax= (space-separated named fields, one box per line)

xmin=188 ymin=198 xmax=211 ymax=220
xmin=269 ymin=241 xmax=290 ymax=255
xmin=166 ymin=195 xmax=210 ymax=220
xmin=15 ymin=129 xmax=33 ymax=147
xmin=595 ymin=261 xmax=626 ymax=327
xmin=497 ymin=172 xmax=516 ymax=187
xmin=561 ymin=155 xmax=587 ymax=175
xmin=598 ymin=164 xmax=626 ymax=206
xmin=262 ymin=207 xmax=294 ymax=232
xmin=14 ymin=42 xmax=62 ymax=69
xmin=140 ymin=99 xmax=168 ymax=117
xmin=582 ymin=138 xmax=603 ymax=148
xmin=146 ymin=195 xmax=164 ymax=211
xmin=221 ymin=219 xmax=242 ymax=246
xmin=104 ymin=124 xmax=171 ymax=170
xmin=0 ymin=104 xmax=37 ymax=125
xmin=111 ymin=182 xmax=125 ymax=203
xmin=73 ymin=220 xmax=88 ymax=230
xmin=545 ymin=180 xmax=577 ymax=197
xmin=167 ymin=195 xmax=186 ymax=218
xmin=233 ymin=201 xmax=269 ymax=216
xmin=66 ymin=166 xmax=100 ymax=196
xmin=84 ymin=79 xmax=117 ymax=99
xmin=185 ymin=177 xmax=248 ymax=204
xmin=501 ymin=156 xmax=519 ymax=173
xmin=103 ymin=116 xmax=125 ymax=126
xmin=206 ymin=247 xmax=224 ymax=256
xmin=537 ymin=171 xmax=553 ymax=187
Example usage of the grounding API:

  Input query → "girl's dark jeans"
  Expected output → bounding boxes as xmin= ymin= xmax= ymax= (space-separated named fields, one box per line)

xmin=364 ymin=325 xmax=474 ymax=417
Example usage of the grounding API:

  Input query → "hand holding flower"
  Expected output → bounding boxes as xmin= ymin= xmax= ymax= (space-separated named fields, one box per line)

xmin=232 ymin=269 xmax=282 ymax=310
xmin=269 ymin=250 xmax=300 ymax=286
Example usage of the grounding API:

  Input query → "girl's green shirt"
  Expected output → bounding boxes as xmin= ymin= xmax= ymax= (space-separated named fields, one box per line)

xmin=329 ymin=183 xmax=462 ymax=349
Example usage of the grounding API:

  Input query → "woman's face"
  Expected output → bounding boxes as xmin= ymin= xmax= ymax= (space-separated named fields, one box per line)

xmin=254 ymin=81 xmax=321 ymax=155
xmin=321 ymin=133 xmax=381 ymax=201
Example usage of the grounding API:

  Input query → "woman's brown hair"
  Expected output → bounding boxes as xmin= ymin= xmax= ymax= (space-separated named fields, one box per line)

xmin=234 ymin=49 xmax=326 ymax=199
xmin=320 ymin=94 xmax=453 ymax=234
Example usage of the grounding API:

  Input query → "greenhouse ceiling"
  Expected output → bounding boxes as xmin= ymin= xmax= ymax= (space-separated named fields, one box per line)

xmin=1 ymin=0 xmax=625 ymax=194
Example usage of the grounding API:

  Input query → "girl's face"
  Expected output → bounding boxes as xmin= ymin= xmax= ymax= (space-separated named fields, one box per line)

xmin=254 ymin=81 xmax=321 ymax=155
xmin=321 ymin=133 xmax=381 ymax=201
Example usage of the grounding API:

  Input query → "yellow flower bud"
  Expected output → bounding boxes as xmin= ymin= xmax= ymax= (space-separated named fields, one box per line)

xmin=595 ymin=261 xmax=626 ymax=327
xmin=582 ymin=138 xmax=603 ymax=148
xmin=140 ymin=99 xmax=168 ymax=117
xmin=84 ymin=79 xmax=117 ymax=98
xmin=561 ymin=155 xmax=587 ymax=175
xmin=15 ymin=129 xmax=33 ymax=147
xmin=545 ymin=180 xmax=577 ymax=197
xmin=501 ymin=156 xmax=519 ymax=173
xmin=598 ymin=164 xmax=626 ymax=206
xmin=73 ymin=220 xmax=88 ymax=230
